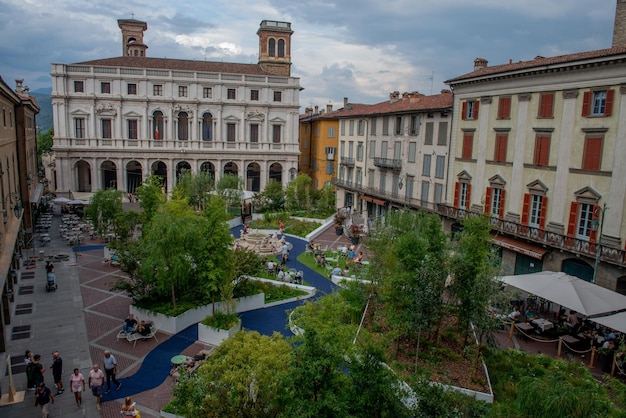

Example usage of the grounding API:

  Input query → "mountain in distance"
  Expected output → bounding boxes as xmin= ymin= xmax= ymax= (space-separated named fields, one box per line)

xmin=31 ymin=87 xmax=52 ymax=132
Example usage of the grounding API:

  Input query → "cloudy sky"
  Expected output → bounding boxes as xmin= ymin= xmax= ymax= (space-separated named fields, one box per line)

xmin=0 ymin=0 xmax=617 ymax=109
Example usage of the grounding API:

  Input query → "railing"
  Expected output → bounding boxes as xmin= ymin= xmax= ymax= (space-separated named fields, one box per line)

xmin=53 ymin=137 xmax=299 ymax=153
xmin=436 ymin=204 xmax=626 ymax=267
xmin=373 ymin=157 xmax=402 ymax=170
xmin=333 ymin=178 xmax=439 ymax=212
xmin=340 ymin=157 xmax=355 ymax=166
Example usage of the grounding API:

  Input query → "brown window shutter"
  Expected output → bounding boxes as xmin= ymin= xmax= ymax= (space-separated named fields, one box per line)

xmin=605 ymin=89 xmax=614 ymax=116
xmin=484 ymin=187 xmax=492 ymax=215
xmin=539 ymin=196 xmax=548 ymax=229
xmin=567 ymin=202 xmax=579 ymax=237
xmin=498 ymin=97 xmax=511 ymax=119
xmin=539 ymin=93 xmax=554 ymax=117
xmin=474 ymin=101 xmax=479 ymax=119
xmin=581 ymin=91 xmax=591 ymax=116
xmin=462 ymin=134 xmax=473 ymax=159
xmin=453 ymin=182 xmax=460 ymax=208
xmin=466 ymin=184 xmax=472 ymax=210
xmin=499 ymin=189 xmax=506 ymax=219
xmin=583 ymin=137 xmax=602 ymax=170
xmin=521 ymin=193 xmax=531 ymax=225
xmin=461 ymin=102 xmax=467 ymax=120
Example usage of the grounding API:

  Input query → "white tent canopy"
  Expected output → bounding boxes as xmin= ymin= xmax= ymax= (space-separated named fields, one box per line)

xmin=589 ymin=311 xmax=626 ymax=334
xmin=500 ymin=271 xmax=626 ymax=318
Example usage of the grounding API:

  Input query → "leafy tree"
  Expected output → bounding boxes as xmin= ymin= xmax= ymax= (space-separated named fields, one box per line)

xmin=315 ymin=182 xmax=336 ymax=216
xmin=84 ymin=189 xmax=124 ymax=238
xmin=112 ymin=210 xmax=141 ymax=241
xmin=285 ymin=173 xmax=312 ymax=212
xmin=37 ymin=127 xmax=54 ymax=163
xmin=174 ymin=170 xmax=214 ymax=211
xmin=232 ymin=247 xmax=264 ymax=279
xmin=253 ymin=180 xmax=285 ymax=212
xmin=135 ymin=175 xmax=166 ymax=226
xmin=169 ymin=331 xmax=290 ymax=417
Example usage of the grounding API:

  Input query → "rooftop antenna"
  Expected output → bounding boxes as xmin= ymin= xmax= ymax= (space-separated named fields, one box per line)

xmin=131 ymin=11 xmax=135 ymax=19
xmin=426 ymin=71 xmax=434 ymax=95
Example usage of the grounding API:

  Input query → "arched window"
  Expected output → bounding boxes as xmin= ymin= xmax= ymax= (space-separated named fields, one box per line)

xmin=202 ymin=112 xmax=212 ymax=141
xmin=178 ymin=112 xmax=188 ymax=140
xmin=278 ymin=39 xmax=285 ymax=57
xmin=268 ymin=38 xmax=275 ymax=56
xmin=153 ymin=111 xmax=163 ymax=140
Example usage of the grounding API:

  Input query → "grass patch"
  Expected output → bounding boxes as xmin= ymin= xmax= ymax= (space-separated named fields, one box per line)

xmin=248 ymin=213 xmax=320 ymax=237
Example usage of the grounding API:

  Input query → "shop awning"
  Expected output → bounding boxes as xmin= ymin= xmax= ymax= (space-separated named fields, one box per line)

xmin=360 ymin=195 xmax=373 ymax=202
xmin=491 ymin=234 xmax=548 ymax=260
xmin=372 ymin=198 xmax=386 ymax=206
xmin=30 ymin=183 xmax=44 ymax=205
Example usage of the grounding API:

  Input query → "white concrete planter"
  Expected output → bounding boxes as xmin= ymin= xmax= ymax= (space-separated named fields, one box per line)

xmin=160 ymin=410 xmax=185 ymax=418
xmin=197 ymin=320 xmax=242 ymax=345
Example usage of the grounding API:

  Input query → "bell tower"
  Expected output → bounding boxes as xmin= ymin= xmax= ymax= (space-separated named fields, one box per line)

xmin=117 ymin=19 xmax=148 ymax=57
xmin=257 ymin=20 xmax=293 ymax=76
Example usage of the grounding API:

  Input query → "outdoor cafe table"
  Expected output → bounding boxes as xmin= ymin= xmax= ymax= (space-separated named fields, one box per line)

xmin=171 ymin=355 xmax=187 ymax=365
xmin=532 ymin=318 xmax=554 ymax=332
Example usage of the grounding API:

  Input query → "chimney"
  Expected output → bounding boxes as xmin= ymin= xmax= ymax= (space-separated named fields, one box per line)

xmin=389 ymin=91 xmax=400 ymax=103
xmin=314 ymin=105 xmax=319 ymax=114
xmin=473 ymin=57 xmax=488 ymax=71
xmin=343 ymin=97 xmax=348 ymax=108
xmin=326 ymin=103 xmax=333 ymax=113
xmin=305 ymin=107 xmax=313 ymax=116
xmin=15 ymin=79 xmax=24 ymax=94
xmin=614 ymin=0 xmax=626 ymax=47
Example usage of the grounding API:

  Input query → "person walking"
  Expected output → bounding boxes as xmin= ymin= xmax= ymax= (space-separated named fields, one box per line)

xmin=50 ymin=351 xmax=64 ymax=395
xmin=88 ymin=364 xmax=105 ymax=411
xmin=103 ymin=350 xmax=121 ymax=393
xmin=69 ymin=368 xmax=86 ymax=408
xmin=32 ymin=354 xmax=45 ymax=387
xmin=34 ymin=382 xmax=54 ymax=418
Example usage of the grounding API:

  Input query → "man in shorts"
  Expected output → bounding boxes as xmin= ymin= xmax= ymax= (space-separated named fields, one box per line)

xmin=50 ymin=351 xmax=64 ymax=395
xmin=88 ymin=364 xmax=105 ymax=411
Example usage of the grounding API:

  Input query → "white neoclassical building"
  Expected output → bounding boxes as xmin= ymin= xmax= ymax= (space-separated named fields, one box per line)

xmin=51 ymin=19 xmax=300 ymax=196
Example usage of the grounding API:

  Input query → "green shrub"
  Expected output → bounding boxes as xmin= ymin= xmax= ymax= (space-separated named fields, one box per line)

xmin=201 ymin=311 xmax=240 ymax=330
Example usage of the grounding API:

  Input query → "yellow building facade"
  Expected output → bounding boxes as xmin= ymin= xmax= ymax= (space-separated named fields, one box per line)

xmin=299 ymin=106 xmax=339 ymax=188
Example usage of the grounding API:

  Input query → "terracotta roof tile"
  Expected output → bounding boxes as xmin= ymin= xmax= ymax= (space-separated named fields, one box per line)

xmin=446 ymin=46 xmax=626 ymax=84
xmin=73 ymin=56 xmax=273 ymax=76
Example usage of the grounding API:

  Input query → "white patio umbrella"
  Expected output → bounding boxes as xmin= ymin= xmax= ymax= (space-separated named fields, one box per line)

xmin=52 ymin=197 xmax=71 ymax=204
xmin=68 ymin=199 xmax=88 ymax=205
xmin=500 ymin=271 xmax=626 ymax=317
xmin=589 ymin=311 xmax=626 ymax=334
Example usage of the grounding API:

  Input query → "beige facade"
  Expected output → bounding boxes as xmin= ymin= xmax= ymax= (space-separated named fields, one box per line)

xmin=51 ymin=19 xmax=300 ymax=197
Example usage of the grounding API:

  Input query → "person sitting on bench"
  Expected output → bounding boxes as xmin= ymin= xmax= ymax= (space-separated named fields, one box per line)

xmin=137 ymin=320 xmax=152 ymax=336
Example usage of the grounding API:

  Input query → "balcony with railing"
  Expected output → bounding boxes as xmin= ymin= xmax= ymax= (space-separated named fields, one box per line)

xmin=340 ymin=157 xmax=355 ymax=167
xmin=373 ymin=157 xmax=402 ymax=170
xmin=436 ymin=204 xmax=626 ymax=268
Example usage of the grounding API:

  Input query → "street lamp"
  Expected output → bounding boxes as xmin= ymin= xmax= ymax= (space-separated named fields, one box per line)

xmin=4 ymin=192 xmax=23 ymax=218
xmin=591 ymin=203 xmax=607 ymax=284
xmin=397 ymin=176 xmax=407 ymax=209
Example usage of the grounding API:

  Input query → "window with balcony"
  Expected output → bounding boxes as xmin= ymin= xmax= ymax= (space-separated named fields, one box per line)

xmin=203 ymin=87 xmax=212 ymax=98
xmin=425 ymin=122 xmax=434 ymax=145
xmin=202 ymin=112 xmax=212 ymax=141
xmin=582 ymin=135 xmax=603 ymax=170
xmin=454 ymin=181 xmax=471 ymax=210
xmin=461 ymin=131 xmax=474 ymax=159
xmin=538 ymin=92 xmax=554 ymax=118
xmin=74 ymin=118 xmax=85 ymax=138
xmin=497 ymin=96 xmax=511 ymax=119
xmin=434 ymin=183 xmax=443 ymax=204
xmin=421 ymin=181 xmax=430 ymax=205
xmin=521 ymin=180 xmax=549 ymax=229
xmin=101 ymin=82 xmax=111 ymax=94
xmin=461 ymin=100 xmax=479 ymax=120
xmin=177 ymin=112 xmax=188 ymax=140
xmin=101 ymin=119 xmax=112 ymax=139
xmin=485 ymin=186 xmax=505 ymax=219
xmin=227 ymin=88 xmax=236 ymax=100
xmin=368 ymin=169 xmax=375 ymax=188
xmin=582 ymin=89 xmax=614 ymax=117
xmin=74 ymin=81 xmax=84 ymax=93
xmin=272 ymin=124 xmax=281 ymax=143
xmin=568 ymin=202 xmax=600 ymax=242
xmin=533 ymin=134 xmax=551 ymax=166
xmin=178 ymin=86 xmax=188 ymax=97
xmin=250 ymin=89 xmax=259 ymax=101
xmin=348 ymin=141 xmax=354 ymax=158
xmin=127 ymin=119 xmax=138 ymax=139
xmin=153 ymin=85 xmax=163 ymax=96
xmin=127 ymin=83 xmax=137 ymax=95
xmin=153 ymin=111 xmax=163 ymax=140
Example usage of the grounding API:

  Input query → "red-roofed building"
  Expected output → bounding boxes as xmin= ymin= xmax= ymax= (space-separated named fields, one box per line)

xmin=442 ymin=0 xmax=626 ymax=291
xmin=51 ymin=19 xmax=300 ymax=197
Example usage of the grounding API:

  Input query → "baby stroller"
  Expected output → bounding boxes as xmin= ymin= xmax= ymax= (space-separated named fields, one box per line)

xmin=46 ymin=272 xmax=57 ymax=292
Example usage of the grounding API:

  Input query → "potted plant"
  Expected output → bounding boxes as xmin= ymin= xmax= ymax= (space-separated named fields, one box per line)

xmin=348 ymin=223 xmax=363 ymax=244
xmin=334 ymin=212 xmax=347 ymax=235
xmin=198 ymin=311 xmax=242 ymax=345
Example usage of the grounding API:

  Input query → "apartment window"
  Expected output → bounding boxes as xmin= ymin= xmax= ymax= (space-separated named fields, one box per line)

xmin=368 ymin=169 xmax=375 ymax=188
xmin=434 ymin=183 xmax=443 ymax=204
xmin=410 ymin=115 xmax=418 ymax=135
xmin=462 ymin=100 xmax=479 ymax=120
xmin=538 ymin=92 xmax=554 ymax=118
xmin=494 ymin=133 xmax=508 ymax=162
xmin=380 ymin=141 xmax=388 ymax=158
xmin=357 ymin=120 xmax=365 ymax=136
xmin=425 ymin=122 xmax=434 ymax=145
xmin=582 ymin=89 xmax=615 ymax=117
xmin=454 ymin=181 xmax=471 ymax=210
xmin=369 ymin=141 xmax=376 ymax=158
xmin=382 ymin=116 xmax=389 ymax=135
xmin=497 ymin=96 xmax=511 ymax=119
xmin=485 ymin=187 xmax=505 ymax=218
xmin=127 ymin=83 xmax=137 ymax=95
xmin=570 ymin=202 xmax=596 ymax=241
xmin=533 ymin=134 xmax=551 ymax=166
xmin=227 ymin=88 xmax=236 ymax=100
xmin=100 ymin=82 xmax=111 ymax=94
xmin=348 ymin=141 xmax=354 ymax=158
xmin=462 ymin=132 xmax=474 ymax=159
xmin=74 ymin=81 xmax=84 ymax=93
xmin=101 ymin=119 xmax=112 ymax=139
xmin=153 ymin=85 xmax=163 ymax=96
xmin=273 ymin=91 xmax=282 ymax=102
xmin=582 ymin=135 xmax=603 ymax=170
xmin=422 ymin=154 xmax=431 ymax=176
xmin=328 ymin=126 xmax=335 ymax=138
xmin=268 ymin=38 xmax=275 ymax=56
xmin=408 ymin=142 xmax=417 ymax=163
xmin=405 ymin=176 xmax=414 ymax=200
xmin=340 ymin=120 xmax=346 ymax=136
xmin=178 ymin=86 xmax=188 ymax=97
xmin=177 ymin=112 xmax=188 ymax=140
xmin=153 ymin=111 xmax=164 ymax=140
xmin=272 ymin=125 xmax=281 ymax=143
xmin=250 ymin=89 xmax=259 ymax=101
xmin=421 ymin=181 xmax=430 ymax=205
xmin=370 ymin=118 xmax=377 ymax=135
xmin=522 ymin=188 xmax=548 ymax=229
xmin=437 ymin=122 xmax=448 ymax=145
xmin=435 ymin=156 xmax=445 ymax=179
xmin=340 ymin=142 xmax=345 ymax=157
xmin=226 ymin=123 xmax=236 ymax=142
xmin=250 ymin=124 xmax=259 ymax=142
xmin=356 ymin=168 xmax=362 ymax=186
xmin=203 ymin=87 xmax=212 ymax=99
xmin=395 ymin=116 xmax=402 ymax=134
xmin=357 ymin=143 xmax=364 ymax=161
xmin=326 ymin=162 xmax=334 ymax=175
xmin=349 ymin=120 xmax=354 ymax=136
xmin=379 ymin=171 xmax=386 ymax=193
xmin=529 ymin=195 xmax=544 ymax=228
xmin=325 ymin=146 xmax=337 ymax=155
xmin=202 ymin=112 xmax=212 ymax=141
xmin=74 ymin=118 xmax=85 ymax=138
xmin=127 ymin=120 xmax=138 ymax=139
xmin=278 ymin=39 xmax=285 ymax=57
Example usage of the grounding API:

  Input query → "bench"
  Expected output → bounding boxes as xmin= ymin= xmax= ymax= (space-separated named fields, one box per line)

xmin=125 ymin=322 xmax=160 ymax=347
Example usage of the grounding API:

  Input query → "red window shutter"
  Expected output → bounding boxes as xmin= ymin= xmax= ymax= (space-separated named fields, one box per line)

xmin=539 ymin=196 xmax=548 ymax=229
xmin=498 ymin=97 xmax=511 ymax=119
xmin=567 ymin=202 xmax=579 ymax=237
xmin=495 ymin=134 xmax=508 ymax=162
xmin=462 ymin=133 xmax=473 ymax=159
xmin=534 ymin=135 xmax=550 ymax=166
xmin=461 ymin=102 xmax=467 ymax=120
xmin=499 ymin=189 xmax=506 ymax=219
xmin=453 ymin=182 xmax=460 ymax=208
xmin=590 ymin=204 xmax=601 ymax=243
xmin=539 ymin=93 xmax=554 ymax=117
xmin=521 ymin=193 xmax=531 ymax=225
xmin=474 ymin=101 xmax=480 ymax=119
xmin=465 ymin=184 xmax=472 ymax=210
xmin=582 ymin=91 xmax=591 ymax=116
xmin=582 ymin=137 xmax=603 ymax=170
xmin=484 ymin=187 xmax=492 ymax=215
xmin=605 ymin=89 xmax=614 ymax=116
